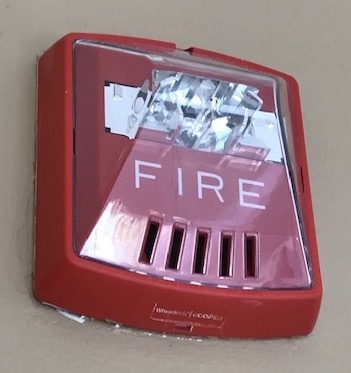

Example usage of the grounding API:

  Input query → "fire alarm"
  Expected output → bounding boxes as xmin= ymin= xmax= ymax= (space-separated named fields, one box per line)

xmin=35 ymin=33 xmax=322 ymax=338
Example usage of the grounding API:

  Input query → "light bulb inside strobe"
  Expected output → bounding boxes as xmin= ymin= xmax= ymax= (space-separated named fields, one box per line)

xmin=105 ymin=70 xmax=283 ymax=162
xmin=142 ymin=71 xmax=263 ymax=154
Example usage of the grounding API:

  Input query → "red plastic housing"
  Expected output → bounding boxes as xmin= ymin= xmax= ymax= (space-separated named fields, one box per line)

xmin=35 ymin=33 xmax=322 ymax=338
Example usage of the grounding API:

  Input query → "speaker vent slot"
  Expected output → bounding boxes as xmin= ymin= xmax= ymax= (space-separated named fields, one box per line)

xmin=244 ymin=234 xmax=258 ymax=278
xmin=193 ymin=230 xmax=209 ymax=274
xmin=219 ymin=233 xmax=234 ymax=277
xmin=166 ymin=225 xmax=185 ymax=270
xmin=139 ymin=219 xmax=160 ymax=264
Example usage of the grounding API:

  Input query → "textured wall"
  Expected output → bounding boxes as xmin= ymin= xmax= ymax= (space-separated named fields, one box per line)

xmin=0 ymin=1 xmax=349 ymax=371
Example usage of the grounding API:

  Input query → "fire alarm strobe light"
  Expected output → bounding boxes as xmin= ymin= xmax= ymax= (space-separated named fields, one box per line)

xmin=35 ymin=34 xmax=322 ymax=338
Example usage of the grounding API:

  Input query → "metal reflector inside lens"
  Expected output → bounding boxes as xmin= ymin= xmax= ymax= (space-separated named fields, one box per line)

xmin=145 ymin=71 xmax=263 ymax=153
xmin=105 ymin=70 xmax=283 ymax=162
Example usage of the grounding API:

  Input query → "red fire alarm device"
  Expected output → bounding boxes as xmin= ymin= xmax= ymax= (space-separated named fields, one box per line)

xmin=35 ymin=33 xmax=322 ymax=338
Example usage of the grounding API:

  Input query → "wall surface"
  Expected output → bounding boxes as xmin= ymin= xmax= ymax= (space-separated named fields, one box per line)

xmin=0 ymin=1 xmax=349 ymax=371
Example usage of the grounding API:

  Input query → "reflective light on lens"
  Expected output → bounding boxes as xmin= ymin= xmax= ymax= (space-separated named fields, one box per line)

xmin=105 ymin=71 xmax=283 ymax=162
xmin=140 ymin=71 xmax=281 ymax=162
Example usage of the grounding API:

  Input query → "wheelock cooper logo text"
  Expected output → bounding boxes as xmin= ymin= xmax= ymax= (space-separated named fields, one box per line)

xmin=151 ymin=304 xmax=227 ymax=328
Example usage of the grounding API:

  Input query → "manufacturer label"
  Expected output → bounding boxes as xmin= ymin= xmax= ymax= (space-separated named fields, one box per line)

xmin=151 ymin=303 xmax=227 ymax=328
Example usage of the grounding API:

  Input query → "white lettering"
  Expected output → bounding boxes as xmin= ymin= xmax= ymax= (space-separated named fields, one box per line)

xmin=197 ymin=171 xmax=224 ymax=203
xmin=239 ymin=179 xmax=266 ymax=210
xmin=134 ymin=161 xmax=266 ymax=210
xmin=135 ymin=160 xmax=161 ymax=188
xmin=177 ymin=167 xmax=183 ymax=196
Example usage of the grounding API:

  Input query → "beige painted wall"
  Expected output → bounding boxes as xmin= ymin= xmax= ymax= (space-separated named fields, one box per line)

xmin=0 ymin=1 xmax=349 ymax=371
